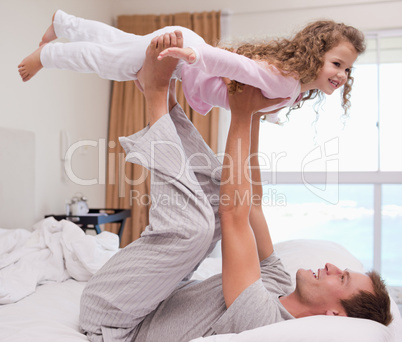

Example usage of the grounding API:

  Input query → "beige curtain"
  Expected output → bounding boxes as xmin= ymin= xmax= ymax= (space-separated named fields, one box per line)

xmin=106 ymin=11 xmax=221 ymax=247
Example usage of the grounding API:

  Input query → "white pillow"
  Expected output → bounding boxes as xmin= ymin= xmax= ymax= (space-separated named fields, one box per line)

xmin=191 ymin=239 xmax=402 ymax=342
xmin=191 ymin=315 xmax=392 ymax=342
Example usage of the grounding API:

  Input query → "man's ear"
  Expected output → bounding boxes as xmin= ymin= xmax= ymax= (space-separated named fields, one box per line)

xmin=325 ymin=309 xmax=347 ymax=317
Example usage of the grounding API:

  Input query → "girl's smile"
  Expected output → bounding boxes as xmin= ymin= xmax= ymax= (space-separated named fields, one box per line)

xmin=301 ymin=41 xmax=359 ymax=94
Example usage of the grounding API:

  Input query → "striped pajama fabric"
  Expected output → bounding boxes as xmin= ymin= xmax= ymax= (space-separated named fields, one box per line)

xmin=80 ymin=104 xmax=222 ymax=341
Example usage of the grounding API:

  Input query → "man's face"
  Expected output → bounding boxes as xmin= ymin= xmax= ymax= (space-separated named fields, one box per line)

xmin=295 ymin=263 xmax=373 ymax=315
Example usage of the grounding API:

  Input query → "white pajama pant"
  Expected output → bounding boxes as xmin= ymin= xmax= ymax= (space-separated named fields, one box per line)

xmin=40 ymin=10 xmax=205 ymax=81
xmin=79 ymin=104 xmax=222 ymax=342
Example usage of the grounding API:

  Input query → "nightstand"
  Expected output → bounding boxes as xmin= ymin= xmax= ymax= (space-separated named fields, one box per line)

xmin=46 ymin=208 xmax=131 ymax=246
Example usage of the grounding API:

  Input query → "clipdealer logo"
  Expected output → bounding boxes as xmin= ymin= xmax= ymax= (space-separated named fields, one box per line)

xmin=63 ymin=136 xmax=339 ymax=205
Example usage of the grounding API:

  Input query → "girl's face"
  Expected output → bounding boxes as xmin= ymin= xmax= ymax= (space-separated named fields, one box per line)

xmin=308 ymin=41 xmax=358 ymax=95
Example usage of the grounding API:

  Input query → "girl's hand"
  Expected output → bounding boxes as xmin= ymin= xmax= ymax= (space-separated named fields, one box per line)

xmin=158 ymin=47 xmax=197 ymax=64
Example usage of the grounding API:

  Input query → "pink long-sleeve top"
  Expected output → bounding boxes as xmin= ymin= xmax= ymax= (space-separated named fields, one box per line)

xmin=180 ymin=43 xmax=302 ymax=122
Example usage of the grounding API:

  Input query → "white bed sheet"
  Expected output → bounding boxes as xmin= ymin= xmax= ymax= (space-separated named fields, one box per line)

xmin=0 ymin=279 xmax=87 ymax=342
xmin=0 ymin=217 xmax=119 ymax=304
xmin=0 ymin=239 xmax=401 ymax=342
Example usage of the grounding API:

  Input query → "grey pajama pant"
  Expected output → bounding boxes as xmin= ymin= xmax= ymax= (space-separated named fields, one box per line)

xmin=41 ymin=10 xmax=205 ymax=81
xmin=79 ymin=104 xmax=222 ymax=342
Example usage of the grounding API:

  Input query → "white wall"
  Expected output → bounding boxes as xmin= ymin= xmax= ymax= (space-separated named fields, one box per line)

xmin=0 ymin=0 xmax=112 ymax=227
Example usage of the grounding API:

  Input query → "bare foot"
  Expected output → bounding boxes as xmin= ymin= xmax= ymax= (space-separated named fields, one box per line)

xmin=137 ymin=30 xmax=183 ymax=93
xmin=174 ymin=30 xmax=184 ymax=52
xmin=40 ymin=12 xmax=57 ymax=46
xmin=18 ymin=46 xmax=44 ymax=82
xmin=141 ymin=31 xmax=183 ymax=125
xmin=142 ymin=31 xmax=184 ymax=91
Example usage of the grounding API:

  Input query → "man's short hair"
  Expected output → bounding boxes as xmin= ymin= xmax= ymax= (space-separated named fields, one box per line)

xmin=340 ymin=270 xmax=393 ymax=326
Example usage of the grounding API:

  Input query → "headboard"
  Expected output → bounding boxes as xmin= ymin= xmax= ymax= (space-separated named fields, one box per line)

xmin=0 ymin=127 xmax=35 ymax=229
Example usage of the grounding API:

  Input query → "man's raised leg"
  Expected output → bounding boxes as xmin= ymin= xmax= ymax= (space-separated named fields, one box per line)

xmin=166 ymin=81 xmax=222 ymax=267
xmin=79 ymin=32 xmax=215 ymax=342
xmin=141 ymin=32 xmax=181 ymax=126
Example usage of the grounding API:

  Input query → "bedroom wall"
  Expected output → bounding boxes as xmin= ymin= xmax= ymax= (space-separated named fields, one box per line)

xmin=0 ymin=0 xmax=112 ymax=228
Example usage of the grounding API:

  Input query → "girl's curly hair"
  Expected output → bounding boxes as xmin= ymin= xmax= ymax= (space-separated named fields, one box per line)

xmin=225 ymin=20 xmax=366 ymax=116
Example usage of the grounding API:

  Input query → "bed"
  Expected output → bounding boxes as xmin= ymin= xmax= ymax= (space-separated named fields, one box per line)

xmin=1 ymin=219 xmax=401 ymax=342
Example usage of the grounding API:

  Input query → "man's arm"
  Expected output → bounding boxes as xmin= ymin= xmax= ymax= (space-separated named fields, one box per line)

xmin=219 ymin=86 xmax=286 ymax=308
xmin=248 ymin=113 xmax=275 ymax=261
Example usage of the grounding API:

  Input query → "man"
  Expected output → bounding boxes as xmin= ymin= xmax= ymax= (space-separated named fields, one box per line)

xmin=80 ymin=31 xmax=392 ymax=342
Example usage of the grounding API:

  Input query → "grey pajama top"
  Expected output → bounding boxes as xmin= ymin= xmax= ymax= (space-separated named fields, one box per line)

xmin=135 ymin=252 xmax=294 ymax=342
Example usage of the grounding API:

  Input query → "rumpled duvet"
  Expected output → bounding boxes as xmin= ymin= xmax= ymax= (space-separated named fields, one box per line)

xmin=0 ymin=217 xmax=119 ymax=304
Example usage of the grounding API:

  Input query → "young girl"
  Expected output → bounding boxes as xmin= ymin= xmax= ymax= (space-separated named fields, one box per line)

xmin=18 ymin=10 xmax=365 ymax=123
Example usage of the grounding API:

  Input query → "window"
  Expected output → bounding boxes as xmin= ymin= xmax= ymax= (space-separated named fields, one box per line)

xmin=262 ymin=184 xmax=374 ymax=271
xmin=259 ymin=30 xmax=402 ymax=285
xmin=382 ymin=184 xmax=402 ymax=286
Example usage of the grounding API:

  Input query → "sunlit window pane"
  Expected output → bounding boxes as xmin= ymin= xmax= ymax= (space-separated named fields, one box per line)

xmin=258 ymin=65 xmax=378 ymax=172
xmin=262 ymin=184 xmax=374 ymax=271
xmin=379 ymin=63 xmax=402 ymax=171
xmin=382 ymin=185 xmax=402 ymax=286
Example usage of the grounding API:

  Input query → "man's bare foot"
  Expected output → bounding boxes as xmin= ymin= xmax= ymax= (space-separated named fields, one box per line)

xmin=141 ymin=31 xmax=183 ymax=125
xmin=141 ymin=31 xmax=183 ymax=93
xmin=136 ymin=30 xmax=183 ymax=93
xmin=18 ymin=46 xmax=44 ymax=82
xmin=40 ymin=12 xmax=57 ymax=46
